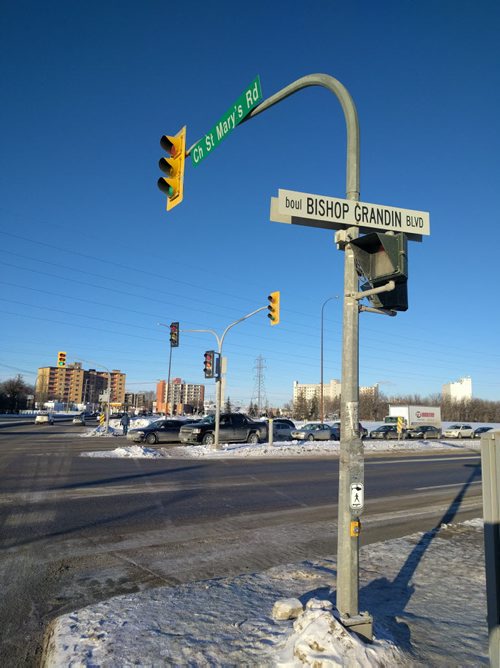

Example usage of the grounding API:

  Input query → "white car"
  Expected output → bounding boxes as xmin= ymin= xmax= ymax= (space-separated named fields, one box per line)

xmin=442 ymin=424 xmax=474 ymax=439
xmin=35 ymin=412 xmax=54 ymax=425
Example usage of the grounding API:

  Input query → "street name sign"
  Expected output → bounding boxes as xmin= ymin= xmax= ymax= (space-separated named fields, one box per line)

xmin=271 ymin=189 xmax=430 ymax=238
xmin=191 ymin=76 xmax=262 ymax=167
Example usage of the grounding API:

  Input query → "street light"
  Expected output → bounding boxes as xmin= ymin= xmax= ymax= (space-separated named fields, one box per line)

xmin=320 ymin=296 xmax=339 ymax=423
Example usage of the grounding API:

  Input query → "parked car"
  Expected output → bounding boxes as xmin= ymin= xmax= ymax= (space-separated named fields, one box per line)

xmin=127 ymin=418 xmax=197 ymax=445
xmin=72 ymin=415 xmax=86 ymax=426
xmin=35 ymin=412 xmax=54 ymax=425
xmin=442 ymin=424 xmax=474 ymax=439
xmin=405 ymin=425 xmax=441 ymax=439
xmin=472 ymin=426 xmax=493 ymax=439
xmin=330 ymin=422 xmax=368 ymax=441
xmin=179 ymin=413 xmax=267 ymax=446
xmin=291 ymin=423 xmax=333 ymax=441
xmin=260 ymin=418 xmax=296 ymax=441
xmin=272 ymin=418 xmax=296 ymax=429
xmin=268 ymin=420 xmax=296 ymax=441
xmin=369 ymin=425 xmax=399 ymax=439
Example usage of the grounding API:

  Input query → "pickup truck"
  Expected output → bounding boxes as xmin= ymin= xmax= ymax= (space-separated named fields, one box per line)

xmin=179 ymin=413 xmax=267 ymax=446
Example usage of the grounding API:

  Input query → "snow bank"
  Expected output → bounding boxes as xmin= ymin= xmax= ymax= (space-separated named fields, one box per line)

xmin=43 ymin=518 xmax=488 ymax=666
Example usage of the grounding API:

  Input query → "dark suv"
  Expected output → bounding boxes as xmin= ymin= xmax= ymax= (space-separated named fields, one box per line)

xmin=179 ymin=413 xmax=267 ymax=446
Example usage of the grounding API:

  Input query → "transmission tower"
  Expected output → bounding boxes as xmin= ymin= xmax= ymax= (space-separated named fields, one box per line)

xmin=251 ymin=355 xmax=268 ymax=414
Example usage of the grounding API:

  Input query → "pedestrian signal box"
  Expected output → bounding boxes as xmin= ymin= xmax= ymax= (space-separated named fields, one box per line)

xmin=351 ymin=233 xmax=408 ymax=311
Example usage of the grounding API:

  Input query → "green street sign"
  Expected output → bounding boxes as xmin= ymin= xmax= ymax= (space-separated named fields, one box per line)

xmin=191 ymin=76 xmax=262 ymax=166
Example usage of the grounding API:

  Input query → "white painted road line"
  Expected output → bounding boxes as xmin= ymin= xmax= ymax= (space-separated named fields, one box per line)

xmin=415 ymin=481 xmax=482 ymax=491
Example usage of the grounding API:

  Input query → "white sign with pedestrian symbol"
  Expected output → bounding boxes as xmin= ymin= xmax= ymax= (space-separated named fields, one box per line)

xmin=350 ymin=483 xmax=364 ymax=510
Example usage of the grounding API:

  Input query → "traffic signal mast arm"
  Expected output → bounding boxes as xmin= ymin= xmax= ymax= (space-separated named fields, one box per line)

xmin=184 ymin=74 xmax=360 ymax=201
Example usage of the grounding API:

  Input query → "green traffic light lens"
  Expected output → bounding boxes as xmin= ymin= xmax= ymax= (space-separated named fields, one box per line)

xmin=168 ymin=185 xmax=174 ymax=197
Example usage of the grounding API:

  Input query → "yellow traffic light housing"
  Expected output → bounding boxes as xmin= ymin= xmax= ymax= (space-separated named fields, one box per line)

xmin=57 ymin=351 xmax=67 ymax=368
xmin=158 ymin=126 xmax=186 ymax=211
xmin=267 ymin=291 xmax=280 ymax=325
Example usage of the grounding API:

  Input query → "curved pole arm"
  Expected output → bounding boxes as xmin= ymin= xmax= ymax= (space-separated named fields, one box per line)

xmin=183 ymin=328 xmax=221 ymax=350
xmin=246 ymin=74 xmax=359 ymax=201
xmin=187 ymin=73 xmax=360 ymax=201
xmin=219 ymin=306 xmax=267 ymax=353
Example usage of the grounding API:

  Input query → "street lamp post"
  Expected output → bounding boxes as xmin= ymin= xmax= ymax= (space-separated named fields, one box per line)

xmin=320 ymin=296 xmax=339 ymax=423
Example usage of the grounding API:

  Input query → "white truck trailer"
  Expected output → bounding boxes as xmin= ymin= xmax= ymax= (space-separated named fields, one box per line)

xmin=384 ymin=405 xmax=442 ymax=430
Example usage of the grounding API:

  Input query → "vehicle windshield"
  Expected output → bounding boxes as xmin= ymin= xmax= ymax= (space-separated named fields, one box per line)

xmin=198 ymin=415 xmax=215 ymax=424
xmin=448 ymin=425 xmax=460 ymax=429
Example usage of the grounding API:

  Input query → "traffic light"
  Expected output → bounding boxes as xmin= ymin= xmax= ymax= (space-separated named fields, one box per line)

xmin=350 ymin=232 xmax=408 ymax=311
xmin=169 ymin=322 xmax=179 ymax=347
xmin=267 ymin=291 xmax=280 ymax=325
xmin=57 ymin=351 xmax=67 ymax=368
xmin=204 ymin=351 xmax=215 ymax=379
xmin=158 ymin=126 xmax=186 ymax=211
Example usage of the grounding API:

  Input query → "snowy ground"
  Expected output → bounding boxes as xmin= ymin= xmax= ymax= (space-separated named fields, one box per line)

xmin=81 ymin=431 xmax=486 ymax=459
xmin=43 ymin=518 xmax=488 ymax=666
xmin=40 ymin=428 xmax=496 ymax=664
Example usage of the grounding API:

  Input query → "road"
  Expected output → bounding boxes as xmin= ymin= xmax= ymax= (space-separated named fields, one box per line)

xmin=0 ymin=422 xmax=482 ymax=666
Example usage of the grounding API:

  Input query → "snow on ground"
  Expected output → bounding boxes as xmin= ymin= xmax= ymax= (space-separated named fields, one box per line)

xmin=81 ymin=437 xmax=483 ymax=459
xmin=66 ymin=424 xmax=494 ymax=664
xmin=43 ymin=518 xmax=488 ymax=666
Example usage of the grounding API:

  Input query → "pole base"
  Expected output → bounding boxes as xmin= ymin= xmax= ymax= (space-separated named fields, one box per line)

xmin=336 ymin=610 xmax=373 ymax=642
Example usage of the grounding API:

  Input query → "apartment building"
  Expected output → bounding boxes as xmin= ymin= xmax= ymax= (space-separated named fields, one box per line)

xmin=156 ymin=378 xmax=205 ymax=414
xmin=36 ymin=361 xmax=126 ymax=407
xmin=442 ymin=376 xmax=472 ymax=402
xmin=293 ymin=379 xmax=341 ymax=403
xmin=293 ymin=380 xmax=379 ymax=402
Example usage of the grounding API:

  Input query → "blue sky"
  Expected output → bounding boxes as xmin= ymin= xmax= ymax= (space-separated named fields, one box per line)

xmin=1 ymin=0 xmax=499 ymax=406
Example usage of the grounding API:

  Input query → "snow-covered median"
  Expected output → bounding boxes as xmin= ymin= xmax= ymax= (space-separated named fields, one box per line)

xmin=80 ymin=437 xmax=481 ymax=459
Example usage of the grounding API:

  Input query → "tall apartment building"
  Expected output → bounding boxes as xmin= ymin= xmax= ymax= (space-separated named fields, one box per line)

xmin=156 ymin=378 xmax=205 ymax=414
xmin=293 ymin=380 xmax=379 ymax=402
xmin=442 ymin=376 xmax=472 ymax=402
xmin=36 ymin=362 xmax=126 ymax=407
xmin=293 ymin=379 xmax=342 ymax=403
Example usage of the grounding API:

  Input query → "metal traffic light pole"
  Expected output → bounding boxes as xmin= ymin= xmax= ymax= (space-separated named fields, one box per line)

xmin=185 ymin=305 xmax=267 ymax=451
xmin=158 ymin=323 xmax=174 ymax=416
xmin=245 ymin=74 xmax=369 ymax=634
xmin=186 ymin=74 xmax=368 ymax=634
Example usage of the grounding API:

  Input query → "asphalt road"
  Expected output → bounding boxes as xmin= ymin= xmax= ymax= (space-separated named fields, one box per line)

xmin=0 ymin=423 xmax=483 ymax=666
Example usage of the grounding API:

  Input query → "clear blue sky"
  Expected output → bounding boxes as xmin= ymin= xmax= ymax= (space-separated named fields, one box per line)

xmin=1 ymin=0 xmax=499 ymax=406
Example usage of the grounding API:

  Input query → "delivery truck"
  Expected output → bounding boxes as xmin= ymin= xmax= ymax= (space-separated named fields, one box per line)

xmin=384 ymin=405 xmax=442 ymax=430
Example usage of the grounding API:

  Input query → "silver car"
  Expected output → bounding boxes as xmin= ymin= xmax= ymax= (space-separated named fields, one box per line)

xmin=291 ymin=422 xmax=333 ymax=441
